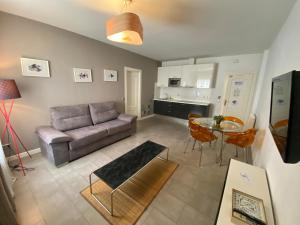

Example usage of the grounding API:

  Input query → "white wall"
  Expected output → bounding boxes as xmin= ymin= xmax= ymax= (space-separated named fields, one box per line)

xmin=252 ymin=1 xmax=300 ymax=224
xmin=196 ymin=54 xmax=262 ymax=115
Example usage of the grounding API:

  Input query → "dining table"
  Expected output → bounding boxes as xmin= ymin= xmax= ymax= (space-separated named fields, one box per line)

xmin=193 ymin=117 xmax=244 ymax=166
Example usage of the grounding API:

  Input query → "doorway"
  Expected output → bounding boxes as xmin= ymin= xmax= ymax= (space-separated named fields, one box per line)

xmin=124 ymin=67 xmax=142 ymax=118
xmin=221 ymin=74 xmax=256 ymax=121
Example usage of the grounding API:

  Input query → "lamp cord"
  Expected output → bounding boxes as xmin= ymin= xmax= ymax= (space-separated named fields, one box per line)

xmin=121 ymin=0 xmax=133 ymax=13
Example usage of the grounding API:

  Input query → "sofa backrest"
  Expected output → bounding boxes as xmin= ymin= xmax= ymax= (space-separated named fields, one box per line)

xmin=50 ymin=104 xmax=93 ymax=131
xmin=89 ymin=102 xmax=119 ymax=125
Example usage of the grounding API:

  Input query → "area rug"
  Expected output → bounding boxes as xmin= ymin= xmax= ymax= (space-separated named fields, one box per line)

xmin=80 ymin=158 xmax=178 ymax=225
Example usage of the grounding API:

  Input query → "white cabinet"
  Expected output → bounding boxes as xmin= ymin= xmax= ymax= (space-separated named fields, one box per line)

xmin=182 ymin=64 xmax=216 ymax=88
xmin=157 ymin=64 xmax=216 ymax=88
xmin=157 ymin=66 xmax=182 ymax=87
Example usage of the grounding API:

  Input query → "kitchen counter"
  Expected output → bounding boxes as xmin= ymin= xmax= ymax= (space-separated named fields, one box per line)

xmin=153 ymin=98 xmax=210 ymax=106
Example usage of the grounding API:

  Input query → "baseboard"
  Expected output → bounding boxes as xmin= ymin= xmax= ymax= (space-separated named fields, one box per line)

xmin=7 ymin=148 xmax=41 ymax=161
xmin=138 ymin=114 xmax=155 ymax=120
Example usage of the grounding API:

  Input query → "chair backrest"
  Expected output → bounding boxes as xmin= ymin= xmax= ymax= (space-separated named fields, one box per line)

xmin=188 ymin=119 xmax=200 ymax=132
xmin=188 ymin=113 xmax=201 ymax=120
xmin=272 ymin=119 xmax=288 ymax=129
xmin=224 ymin=116 xmax=244 ymax=126
xmin=245 ymin=113 xmax=256 ymax=129
xmin=190 ymin=122 xmax=216 ymax=143
xmin=227 ymin=128 xmax=257 ymax=148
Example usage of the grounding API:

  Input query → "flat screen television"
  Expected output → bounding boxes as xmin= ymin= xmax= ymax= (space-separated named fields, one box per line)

xmin=270 ymin=71 xmax=300 ymax=163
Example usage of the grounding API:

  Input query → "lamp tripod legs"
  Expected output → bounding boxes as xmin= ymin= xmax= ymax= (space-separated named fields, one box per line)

xmin=8 ymin=125 xmax=26 ymax=176
xmin=0 ymin=100 xmax=29 ymax=175
xmin=10 ymin=126 xmax=31 ymax=158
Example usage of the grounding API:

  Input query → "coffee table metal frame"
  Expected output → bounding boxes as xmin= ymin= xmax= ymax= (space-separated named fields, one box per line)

xmin=89 ymin=147 xmax=169 ymax=216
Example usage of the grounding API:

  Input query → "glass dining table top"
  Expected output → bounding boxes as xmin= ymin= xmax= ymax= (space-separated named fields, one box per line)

xmin=193 ymin=117 xmax=243 ymax=133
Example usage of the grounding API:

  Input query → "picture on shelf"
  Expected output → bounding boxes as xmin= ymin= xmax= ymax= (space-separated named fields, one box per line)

xmin=232 ymin=189 xmax=267 ymax=225
xmin=73 ymin=68 xmax=92 ymax=83
xmin=20 ymin=57 xmax=50 ymax=77
xmin=104 ymin=69 xmax=118 ymax=82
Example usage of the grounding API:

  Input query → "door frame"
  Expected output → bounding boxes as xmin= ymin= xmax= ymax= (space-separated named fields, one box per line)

xmin=220 ymin=74 xmax=256 ymax=121
xmin=124 ymin=66 xmax=142 ymax=119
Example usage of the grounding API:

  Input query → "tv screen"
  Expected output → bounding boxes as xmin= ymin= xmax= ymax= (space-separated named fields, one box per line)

xmin=270 ymin=74 xmax=291 ymax=160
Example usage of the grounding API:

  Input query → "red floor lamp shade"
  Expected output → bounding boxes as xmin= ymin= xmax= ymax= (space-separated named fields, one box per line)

xmin=0 ymin=79 xmax=31 ymax=175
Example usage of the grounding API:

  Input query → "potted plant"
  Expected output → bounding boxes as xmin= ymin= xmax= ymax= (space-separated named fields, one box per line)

xmin=213 ymin=115 xmax=224 ymax=126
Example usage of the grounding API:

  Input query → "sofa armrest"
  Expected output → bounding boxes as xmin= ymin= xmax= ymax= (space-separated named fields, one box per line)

xmin=36 ymin=126 xmax=73 ymax=145
xmin=118 ymin=114 xmax=137 ymax=123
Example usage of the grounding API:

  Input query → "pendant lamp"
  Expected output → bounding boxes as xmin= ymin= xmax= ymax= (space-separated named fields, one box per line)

xmin=106 ymin=2 xmax=143 ymax=45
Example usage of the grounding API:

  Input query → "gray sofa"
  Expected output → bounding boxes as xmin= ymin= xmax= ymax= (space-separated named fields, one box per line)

xmin=36 ymin=102 xmax=137 ymax=166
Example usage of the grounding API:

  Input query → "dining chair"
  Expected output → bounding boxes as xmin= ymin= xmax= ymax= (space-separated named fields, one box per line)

xmin=223 ymin=116 xmax=245 ymax=157
xmin=185 ymin=120 xmax=217 ymax=166
xmin=186 ymin=113 xmax=201 ymax=150
xmin=223 ymin=128 xmax=257 ymax=164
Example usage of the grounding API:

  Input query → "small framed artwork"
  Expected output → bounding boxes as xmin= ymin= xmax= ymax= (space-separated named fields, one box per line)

xmin=232 ymin=189 xmax=267 ymax=225
xmin=73 ymin=68 xmax=92 ymax=83
xmin=104 ymin=69 xmax=118 ymax=82
xmin=20 ymin=57 xmax=50 ymax=77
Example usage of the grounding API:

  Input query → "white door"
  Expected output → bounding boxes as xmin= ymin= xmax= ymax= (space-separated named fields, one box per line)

xmin=221 ymin=74 xmax=255 ymax=121
xmin=125 ymin=67 xmax=142 ymax=118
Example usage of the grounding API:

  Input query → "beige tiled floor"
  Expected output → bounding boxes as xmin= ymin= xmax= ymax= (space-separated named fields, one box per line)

xmin=12 ymin=116 xmax=248 ymax=225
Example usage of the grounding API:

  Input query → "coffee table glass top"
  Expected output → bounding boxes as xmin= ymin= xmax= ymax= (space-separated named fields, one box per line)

xmin=93 ymin=141 xmax=167 ymax=189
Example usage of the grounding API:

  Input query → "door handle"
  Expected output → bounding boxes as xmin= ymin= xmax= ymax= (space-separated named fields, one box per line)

xmin=224 ymin=100 xmax=227 ymax=106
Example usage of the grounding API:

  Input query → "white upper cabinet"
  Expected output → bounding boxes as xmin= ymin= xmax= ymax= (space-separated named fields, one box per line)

xmin=157 ymin=63 xmax=216 ymax=88
xmin=157 ymin=66 xmax=182 ymax=87
xmin=182 ymin=64 xmax=216 ymax=88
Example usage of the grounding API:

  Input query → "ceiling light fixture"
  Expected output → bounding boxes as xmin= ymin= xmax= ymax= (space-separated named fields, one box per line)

xmin=106 ymin=0 xmax=143 ymax=45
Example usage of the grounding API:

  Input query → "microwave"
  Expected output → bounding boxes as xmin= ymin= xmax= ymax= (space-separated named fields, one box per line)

xmin=168 ymin=78 xmax=181 ymax=87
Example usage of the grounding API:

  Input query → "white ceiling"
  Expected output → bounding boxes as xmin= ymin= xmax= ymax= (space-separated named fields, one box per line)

xmin=0 ymin=0 xmax=296 ymax=61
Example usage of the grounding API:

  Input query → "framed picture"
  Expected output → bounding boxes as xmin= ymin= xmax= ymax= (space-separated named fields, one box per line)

xmin=232 ymin=189 xmax=267 ymax=225
xmin=73 ymin=68 xmax=92 ymax=83
xmin=104 ymin=69 xmax=118 ymax=82
xmin=20 ymin=57 xmax=50 ymax=77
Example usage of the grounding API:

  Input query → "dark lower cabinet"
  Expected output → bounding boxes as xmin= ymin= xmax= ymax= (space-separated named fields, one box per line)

xmin=154 ymin=100 xmax=210 ymax=119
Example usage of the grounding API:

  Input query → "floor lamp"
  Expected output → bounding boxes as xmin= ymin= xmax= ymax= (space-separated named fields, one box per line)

xmin=0 ymin=79 xmax=31 ymax=176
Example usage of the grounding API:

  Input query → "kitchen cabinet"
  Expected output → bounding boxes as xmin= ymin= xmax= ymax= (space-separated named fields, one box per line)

xmin=154 ymin=100 xmax=210 ymax=119
xmin=157 ymin=64 xmax=216 ymax=88
xmin=182 ymin=64 xmax=216 ymax=88
xmin=157 ymin=66 xmax=182 ymax=87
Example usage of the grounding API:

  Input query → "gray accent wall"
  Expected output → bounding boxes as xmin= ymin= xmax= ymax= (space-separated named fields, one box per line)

xmin=0 ymin=12 xmax=158 ymax=151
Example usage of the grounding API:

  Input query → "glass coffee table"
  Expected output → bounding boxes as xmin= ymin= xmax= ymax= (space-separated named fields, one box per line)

xmin=89 ymin=141 xmax=169 ymax=216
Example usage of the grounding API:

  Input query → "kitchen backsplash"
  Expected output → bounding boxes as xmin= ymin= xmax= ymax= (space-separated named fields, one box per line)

xmin=157 ymin=87 xmax=212 ymax=102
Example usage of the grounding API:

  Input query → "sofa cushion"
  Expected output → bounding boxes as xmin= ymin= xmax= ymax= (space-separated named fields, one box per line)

xmin=50 ymin=104 xmax=93 ymax=131
xmin=89 ymin=102 xmax=119 ymax=125
xmin=65 ymin=125 xmax=108 ymax=150
xmin=100 ymin=119 xmax=131 ymax=136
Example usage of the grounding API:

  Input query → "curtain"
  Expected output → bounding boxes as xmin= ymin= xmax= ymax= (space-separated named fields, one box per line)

xmin=0 ymin=164 xmax=18 ymax=225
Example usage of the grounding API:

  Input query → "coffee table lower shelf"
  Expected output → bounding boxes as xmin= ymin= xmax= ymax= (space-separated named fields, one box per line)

xmin=89 ymin=148 xmax=169 ymax=216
